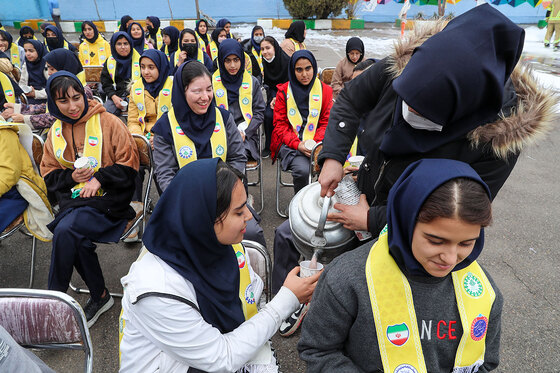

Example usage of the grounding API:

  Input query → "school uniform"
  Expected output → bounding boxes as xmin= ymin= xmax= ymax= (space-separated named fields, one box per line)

xmin=78 ymin=21 xmax=111 ymax=66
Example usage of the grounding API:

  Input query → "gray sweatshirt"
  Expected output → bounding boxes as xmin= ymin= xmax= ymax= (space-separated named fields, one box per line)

xmin=298 ymin=242 xmax=503 ymax=373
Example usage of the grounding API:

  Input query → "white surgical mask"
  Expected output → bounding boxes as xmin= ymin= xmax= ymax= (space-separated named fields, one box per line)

xmin=253 ymin=36 xmax=264 ymax=44
xmin=402 ymin=100 xmax=443 ymax=132
xmin=263 ymin=55 xmax=275 ymax=63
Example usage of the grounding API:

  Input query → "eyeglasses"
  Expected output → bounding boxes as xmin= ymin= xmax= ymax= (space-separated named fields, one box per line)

xmin=116 ymin=42 xmax=129 ymax=47
xmin=295 ymin=66 xmax=313 ymax=74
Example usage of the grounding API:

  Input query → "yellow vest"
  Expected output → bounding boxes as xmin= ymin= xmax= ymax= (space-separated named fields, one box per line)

xmin=107 ymin=50 xmax=142 ymax=83
xmin=168 ymin=106 xmax=227 ymax=168
xmin=0 ymin=73 xmax=16 ymax=103
xmin=212 ymin=69 xmax=253 ymax=124
xmin=365 ymin=228 xmax=495 ymax=373
xmin=10 ymin=44 xmax=21 ymax=68
xmin=286 ymin=77 xmax=322 ymax=141
xmin=130 ymin=76 xmax=173 ymax=133
xmin=79 ymin=38 xmax=110 ymax=66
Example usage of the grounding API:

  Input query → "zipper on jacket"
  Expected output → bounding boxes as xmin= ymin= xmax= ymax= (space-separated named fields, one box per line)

xmin=373 ymin=159 xmax=389 ymax=204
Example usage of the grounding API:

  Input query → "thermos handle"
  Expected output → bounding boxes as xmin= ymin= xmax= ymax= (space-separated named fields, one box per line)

xmin=316 ymin=195 xmax=331 ymax=236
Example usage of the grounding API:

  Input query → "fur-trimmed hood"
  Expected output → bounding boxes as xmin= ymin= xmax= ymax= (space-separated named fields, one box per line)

xmin=386 ymin=20 xmax=557 ymax=160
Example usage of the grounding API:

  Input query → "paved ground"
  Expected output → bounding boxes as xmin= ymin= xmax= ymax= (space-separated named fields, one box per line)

xmin=1 ymin=23 xmax=559 ymax=372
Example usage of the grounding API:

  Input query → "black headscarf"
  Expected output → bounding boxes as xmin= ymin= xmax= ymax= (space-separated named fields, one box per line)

xmin=285 ymin=21 xmax=306 ymax=43
xmin=140 ymin=49 xmax=170 ymax=97
xmin=345 ymin=37 xmax=364 ymax=64
xmin=384 ymin=4 xmax=524 ymax=157
xmin=109 ymin=32 xmax=134 ymax=80
xmin=43 ymin=25 xmax=67 ymax=51
xmin=250 ymin=25 xmax=264 ymax=53
xmin=288 ymin=50 xmax=318 ymax=123
xmin=143 ymin=157 xmax=246 ymax=333
xmin=217 ymin=39 xmax=245 ymax=102
xmin=161 ymin=26 xmax=179 ymax=55
xmin=195 ymin=19 xmax=209 ymax=46
xmin=211 ymin=27 xmax=225 ymax=46
xmin=45 ymin=48 xmax=83 ymax=76
xmin=127 ymin=22 xmax=146 ymax=56
xmin=119 ymin=15 xmax=133 ymax=32
xmin=46 ymin=71 xmax=89 ymax=125
xmin=18 ymin=26 xmax=35 ymax=47
xmin=81 ymin=21 xmax=99 ymax=44
xmin=151 ymin=61 xmax=230 ymax=158
xmin=386 ymin=159 xmax=490 ymax=278
xmin=146 ymin=16 xmax=161 ymax=44
xmin=23 ymin=40 xmax=47 ymax=89
xmin=262 ymin=36 xmax=290 ymax=90
xmin=0 ymin=30 xmax=13 ymax=50
xmin=216 ymin=19 xmax=232 ymax=38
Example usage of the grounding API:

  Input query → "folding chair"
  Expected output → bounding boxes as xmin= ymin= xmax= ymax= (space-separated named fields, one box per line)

xmin=319 ymin=67 xmax=336 ymax=86
xmin=0 ymin=288 xmax=93 ymax=373
xmin=242 ymin=240 xmax=272 ymax=303
xmin=275 ymin=160 xmax=294 ymax=218
xmin=245 ymin=125 xmax=264 ymax=214
xmin=70 ymin=134 xmax=153 ymax=298
xmin=11 ymin=66 xmax=21 ymax=82
xmin=0 ymin=134 xmax=45 ymax=288
xmin=308 ymin=141 xmax=323 ymax=184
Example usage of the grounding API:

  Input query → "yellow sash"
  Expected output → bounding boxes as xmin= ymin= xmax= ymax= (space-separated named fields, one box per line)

xmin=286 ymin=77 xmax=322 ymax=141
xmin=196 ymin=33 xmax=207 ymax=55
xmin=169 ymin=106 xmax=227 ymax=168
xmin=343 ymin=137 xmax=359 ymax=168
xmin=51 ymin=114 xmax=104 ymax=197
xmin=174 ymin=46 xmax=205 ymax=67
xmin=0 ymin=73 xmax=16 ymax=104
xmin=251 ymin=48 xmax=263 ymax=75
xmin=212 ymin=69 xmax=253 ymax=124
xmin=290 ymin=38 xmax=306 ymax=51
xmin=233 ymin=243 xmax=258 ymax=319
xmin=130 ymin=76 xmax=173 ymax=133
xmin=163 ymin=44 xmax=170 ymax=59
xmin=365 ymin=229 xmax=495 ymax=373
xmin=209 ymin=41 xmax=219 ymax=61
xmin=79 ymin=38 xmax=110 ymax=66
xmin=155 ymin=29 xmax=163 ymax=50
xmin=10 ymin=44 xmax=21 ymax=68
xmin=76 ymin=71 xmax=86 ymax=86
xmin=107 ymin=49 xmax=141 ymax=83
xmin=244 ymin=52 xmax=252 ymax=75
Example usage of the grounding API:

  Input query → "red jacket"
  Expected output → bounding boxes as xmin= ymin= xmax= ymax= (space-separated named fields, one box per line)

xmin=271 ymin=81 xmax=333 ymax=160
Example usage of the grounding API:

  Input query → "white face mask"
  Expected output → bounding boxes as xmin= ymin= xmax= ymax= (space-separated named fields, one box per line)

xmin=402 ymin=100 xmax=443 ymax=132
xmin=263 ymin=55 xmax=275 ymax=63
xmin=253 ymin=35 xmax=264 ymax=44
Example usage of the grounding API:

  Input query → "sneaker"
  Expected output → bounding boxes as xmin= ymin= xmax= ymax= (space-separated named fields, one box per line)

xmin=84 ymin=290 xmax=114 ymax=328
xmin=545 ymin=43 xmax=550 ymax=47
xmin=262 ymin=149 xmax=271 ymax=159
xmin=279 ymin=303 xmax=310 ymax=337
xmin=123 ymin=226 xmax=140 ymax=243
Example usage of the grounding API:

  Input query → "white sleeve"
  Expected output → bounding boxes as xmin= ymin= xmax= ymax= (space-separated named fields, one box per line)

xmin=127 ymin=286 xmax=299 ymax=373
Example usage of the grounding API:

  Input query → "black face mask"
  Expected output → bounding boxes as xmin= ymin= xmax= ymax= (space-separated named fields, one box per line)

xmin=147 ymin=26 xmax=154 ymax=33
xmin=181 ymin=43 xmax=198 ymax=57
xmin=46 ymin=37 xmax=58 ymax=46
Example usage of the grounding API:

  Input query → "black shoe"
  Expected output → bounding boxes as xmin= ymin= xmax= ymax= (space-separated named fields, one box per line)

xmin=545 ymin=43 xmax=550 ymax=48
xmin=279 ymin=303 xmax=310 ymax=337
xmin=84 ymin=289 xmax=114 ymax=328
xmin=262 ymin=149 xmax=271 ymax=159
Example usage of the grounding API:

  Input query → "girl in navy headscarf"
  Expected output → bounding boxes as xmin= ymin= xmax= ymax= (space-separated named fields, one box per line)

xmin=119 ymin=15 xmax=133 ymax=32
xmin=216 ymin=18 xmax=233 ymax=39
xmin=43 ymin=25 xmax=77 ymax=53
xmin=145 ymin=16 xmax=162 ymax=49
xmin=160 ymin=26 xmax=179 ymax=59
xmin=209 ymin=27 xmax=228 ymax=61
xmin=195 ymin=19 xmax=210 ymax=55
xmin=214 ymin=39 xmax=265 ymax=162
xmin=0 ymin=29 xmax=25 ymax=69
xmin=300 ymin=158 xmax=504 ymax=372
xmin=17 ymin=26 xmax=36 ymax=47
xmin=20 ymin=39 xmax=49 ymax=104
xmin=119 ymin=158 xmax=320 ymax=372
xmin=170 ymin=28 xmax=213 ymax=73
xmin=127 ymin=22 xmax=151 ymax=55
xmin=242 ymin=25 xmax=265 ymax=79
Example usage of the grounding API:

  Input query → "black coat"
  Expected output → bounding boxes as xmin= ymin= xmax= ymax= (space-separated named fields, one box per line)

xmin=100 ymin=61 xmax=129 ymax=99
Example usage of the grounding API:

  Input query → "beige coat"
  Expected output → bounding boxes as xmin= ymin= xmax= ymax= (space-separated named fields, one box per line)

xmin=331 ymin=58 xmax=357 ymax=99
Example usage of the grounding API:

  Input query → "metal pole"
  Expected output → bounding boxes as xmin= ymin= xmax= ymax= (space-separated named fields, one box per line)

xmin=195 ymin=0 xmax=200 ymax=19
xmin=167 ymin=0 xmax=174 ymax=19
xmin=92 ymin=0 xmax=102 ymax=20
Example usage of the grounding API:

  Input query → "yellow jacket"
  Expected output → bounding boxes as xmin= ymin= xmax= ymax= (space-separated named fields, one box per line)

xmin=127 ymin=90 xmax=158 ymax=135
xmin=79 ymin=38 xmax=111 ymax=66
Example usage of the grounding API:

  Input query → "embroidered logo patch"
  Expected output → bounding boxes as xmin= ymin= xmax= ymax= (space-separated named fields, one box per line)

xmin=175 ymin=126 xmax=184 ymax=135
xmin=387 ymin=323 xmax=409 ymax=346
xmin=88 ymin=136 xmax=98 ymax=146
xmin=89 ymin=51 xmax=95 ymax=58
xmin=136 ymin=103 xmax=144 ymax=111
xmin=134 ymin=71 xmax=140 ymax=77
xmin=5 ymin=89 xmax=13 ymax=97
xmin=245 ymin=113 xmax=252 ymax=120
xmin=245 ymin=283 xmax=255 ymax=304
xmin=214 ymin=123 xmax=221 ymax=133
xmin=108 ymin=64 xmax=115 ymax=69
xmin=463 ymin=272 xmax=484 ymax=298
xmin=236 ymin=251 xmax=246 ymax=268
xmin=83 ymin=50 xmax=88 ymax=54
xmin=100 ymin=55 xmax=106 ymax=61
xmin=219 ymin=104 xmax=226 ymax=109
xmin=310 ymin=109 xmax=319 ymax=117
xmin=242 ymin=97 xmax=250 ymax=105
xmin=88 ymin=157 xmax=98 ymax=168
xmin=56 ymin=149 xmax=62 ymax=158
xmin=216 ymin=145 xmax=225 ymax=156
xmin=308 ymin=124 xmax=314 ymax=131
xmin=215 ymin=75 xmax=221 ymax=82
xmin=135 ymin=88 xmax=142 ymax=95
xmin=312 ymin=94 xmax=320 ymax=102
xmin=133 ymin=62 xmax=139 ymax=67
xmin=470 ymin=314 xmax=488 ymax=341
xmin=394 ymin=364 xmax=418 ymax=373
xmin=55 ymin=127 xmax=61 ymax=137
xmin=99 ymin=47 xmax=105 ymax=52
xmin=216 ymin=89 xmax=225 ymax=98
xmin=161 ymin=105 xmax=168 ymax=113
xmin=162 ymin=89 xmax=171 ymax=97
xmin=289 ymin=108 xmax=296 ymax=116
xmin=296 ymin=125 xmax=301 ymax=133
xmin=178 ymin=145 xmax=193 ymax=159
xmin=242 ymin=82 xmax=250 ymax=90
xmin=84 ymin=59 xmax=89 ymax=65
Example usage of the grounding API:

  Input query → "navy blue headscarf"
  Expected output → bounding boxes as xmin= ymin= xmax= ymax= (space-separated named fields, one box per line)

xmin=195 ymin=19 xmax=209 ymax=46
xmin=384 ymin=4 xmax=524 ymax=157
xmin=127 ymin=22 xmax=146 ymax=56
xmin=143 ymin=158 xmax=245 ymax=333
xmin=18 ymin=26 xmax=35 ymax=47
xmin=288 ymin=50 xmax=318 ymax=122
xmin=140 ymin=49 xmax=170 ymax=98
xmin=109 ymin=32 xmax=134 ymax=80
xmin=44 ymin=25 xmax=67 ymax=51
xmin=251 ymin=25 xmax=264 ymax=53
xmin=119 ymin=15 xmax=133 ymax=32
xmin=23 ymin=39 xmax=47 ymax=89
xmin=81 ymin=21 xmax=100 ymax=44
xmin=216 ymin=19 xmax=232 ymax=38
xmin=386 ymin=159 xmax=491 ymax=278
xmin=161 ymin=26 xmax=179 ymax=55
xmin=45 ymin=48 xmax=83 ymax=76
xmin=146 ymin=16 xmax=161 ymax=47
xmin=217 ymin=39 xmax=245 ymax=102
xmin=152 ymin=61 xmax=229 ymax=158
xmin=46 ymin=71 xmax=89 ymax=125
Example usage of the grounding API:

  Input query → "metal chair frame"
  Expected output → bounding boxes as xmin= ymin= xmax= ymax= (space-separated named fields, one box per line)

xmin=275 ymin=160 xmax=294 ymax=218
xmin=242 ymin=240 xmax=272 ymax=303
xmin=245 ymin=125 xmax=264 ymax=214
xmin=319 ymin=67 xmax=336 ymax=86
xmin=308 ymin=141 xmax=323 ymax=184
xmin=0 ymin=288 xmax=93 ymax=373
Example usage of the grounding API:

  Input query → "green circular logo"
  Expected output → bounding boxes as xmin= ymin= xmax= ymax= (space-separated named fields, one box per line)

xmin=463 ymin=272 xmax=484 ymax=298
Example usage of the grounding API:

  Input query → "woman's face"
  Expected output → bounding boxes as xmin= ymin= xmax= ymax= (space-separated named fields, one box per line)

xmin=24 ymin=44 xmax=38 ymax=62
xmin=140 ymin=58 xmax=159 ymax=83
xmin=411 ymin=217 xmax=480 ymax=277
xmin=224 ymin=54 xmax=241 ymax=76
xmin=126 ymin=20 xmax=134 ymax=30
xmin=181 ymin=33 xmax=196 ymax=45
xmin=83 ymin=24 xmax=95 ymax=39
xmin=185 ymin=75 xmax=213 ymax=115
xmin=260 ymin=40 xmax=275 ymax=60
xmin=348 ymin=49 xmax=361 ymax=64
xmin=130 ymin=24 xmax=144 ymax=39
xmin=214 ymin=180 xmax=252 ymax=245
xmin=22 ymin=32 xmax=33 ymax=39
xmin=115 ymin=38 xmax=131 ymax=57
xmin=46 ymin=62 xmax=58 ymax=76
xmin=0 ymin=35 xmax=8 ymax=52
xmin=218 ymin=31 xmax=227 ymax=43
xmin=55 ymin=86 xmax=85 ymax=120
xmin=294 ymin=58 xmax=313 ymax=86
xmin=253 ymin=29 xmax=264 ymax=39
xmin=145 ymin=19 xmax=154 ymax=31
xmin=198 ymin=22 xmax=207 ymax=34
xmin=163 ymin=34 xmax=171 ymax=46
xmin=45 ymin=30 xmax=56 ymax=38
xmin=223 ymin=23 xmax=231 ymax=34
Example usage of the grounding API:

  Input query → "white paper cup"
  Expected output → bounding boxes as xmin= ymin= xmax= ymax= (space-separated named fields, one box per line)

xmin=348 ymin=155 xmax=365 ymax=168
xmin=299 ymin=260 xmax=324 ymax=278
xmin=74 ymin=157 xmax=92 ymax=170
xmin=304 ymin=139 xmax=316 ymax=151
xmin=21 ymin=85 xmax=32 ymax=94
xmin=120 ymin=100 xmax=128 ymax=109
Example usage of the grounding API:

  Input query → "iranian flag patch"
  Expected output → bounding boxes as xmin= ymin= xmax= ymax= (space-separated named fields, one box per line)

xmin=162 ymin=89 xmax=170 ymax=96
xmin=387 ymin=323 xmax=409 ymax=346
xmin=135 ymin=88 xmax=142 ymax=95
xmin=88 ymin=136 xmax=99 ymax=146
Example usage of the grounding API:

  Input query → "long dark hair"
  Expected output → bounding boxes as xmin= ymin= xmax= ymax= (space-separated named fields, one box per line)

xmin=215 ymin=160 xmax=245 ymax=223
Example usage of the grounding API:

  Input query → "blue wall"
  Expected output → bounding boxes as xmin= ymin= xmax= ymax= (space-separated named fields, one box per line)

xmin=0 ymin=0 xmax=546 ymax=24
